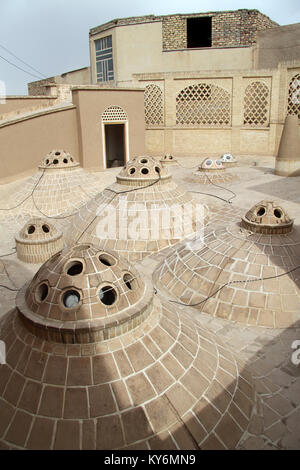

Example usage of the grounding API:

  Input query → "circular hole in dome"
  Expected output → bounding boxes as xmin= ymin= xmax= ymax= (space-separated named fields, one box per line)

xmin=27 ymin=225 xmax=35 ymax=234
xmin=205 ymin=160 xmax=212 ymax=166
xmin=42 ymin=224 xmax=50 ymax=233
xmin=164 ymin=155 xmax=167 ymax=159
xmin=70 ymin=157 xmax=73 ymax=162
xmin=45 ymin=159 xmax=49 ymax=165
xmin=226 ymin=155 xmax=231 ymax=160
xmin=216 ymin=160 xmax=222 ymax=165
xmin=99 ymin=253 xmax=117 ymax=267
xmin=53 ymin=159 xmax=59 ymax=164
xmin=129 ymin=167 xmax=136 ymax=175
xmin=98 ymin=285 xmax=117 ymax=306
xmin=257 ymin=207 xmax=266 ymax=217
xmin=123 ymin=272 xmax=137 ymax=290
xmin=170 ymin=156 xmax=173 ymax=159
xmin=63 ymin=158 xmax=68 ymax=164
xmin=274 ymin=209 xmax=282 ymax=218
xmin=66 ymin=260 xmax=84 ymax=276
xmin=140 ymin=158 xmax=148 ymax=164
xmin=141 ymin=167 xmax=149 ymax=175
xmin=63 ymin=290 xmax=80 ymax=308
xmin=155 ymin=167 xmax=160 ymax=174
xmin=35 ymin=282 xmax=49 ymax=303
xmin=55 ymin=151 xmax=61 ymax=156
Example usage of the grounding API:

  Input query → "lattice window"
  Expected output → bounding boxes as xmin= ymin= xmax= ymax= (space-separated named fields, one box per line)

xmin=176 ymin=83 xmax=231 ymax=126
xmin=243 ymin=82 xmax=270 ymax=127
xmin=102 ymin=106 xmax=128 ymax=122
xmin=287 ymin=74 xmax=300 ymax=119
xmin=144 ymin=84 xmax=164 ymax=126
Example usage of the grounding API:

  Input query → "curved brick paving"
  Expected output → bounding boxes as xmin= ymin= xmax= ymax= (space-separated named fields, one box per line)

xmin=0 ymin=299 xmax=255 ymax=450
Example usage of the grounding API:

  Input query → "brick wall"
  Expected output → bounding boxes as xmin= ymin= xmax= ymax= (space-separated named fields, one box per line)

xmin=162 ymin=9 xmax=278 ymax=50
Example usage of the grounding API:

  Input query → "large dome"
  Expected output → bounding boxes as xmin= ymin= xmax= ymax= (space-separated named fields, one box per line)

xmin=66 ymin=156 xmax=209 ymax=262
xmin=0 ymin=150 xmax=102 ymax=219
xmin=154 ymin=201 xmax=300 ymax=328
xmin=0 ymin=243 xmax=256 ymax=450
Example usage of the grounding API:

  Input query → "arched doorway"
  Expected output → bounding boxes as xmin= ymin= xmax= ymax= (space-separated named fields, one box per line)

xmin=101 ymin=106 xmax=129 ymax=168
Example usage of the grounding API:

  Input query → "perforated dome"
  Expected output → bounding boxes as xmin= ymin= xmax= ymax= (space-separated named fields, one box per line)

xmin=39 ymin=150 xmax=80 ymax=170
xmin=242 ymin=200 xmax=293 ymax=234
xmin=117 ymin=156 xmax=169 ymax=185
xmin=220 ymin=154 xmax=238 ymax=168
xmin=195 ymin=159 xmax=237 ymax=184
xmin=0 ymin=247 xmax=256 ymax=449
xmin=154 ymin=201 xmax=300 ymax=328
xmin=67 ymin=157 xmax=209 ymax=262
xmin=20 ymin=244 xmax=151 ymax=343
xmin=15 ymin=218 xmax=63 ymax=264
xmin=159 ymin=154 xmax=178 ymax=166
xmin=0 ymin=150 xmax=103 ymax=219
xmin=199 ymin=159 xmax=224 ymax=171
xmin=17 ymin=218 xmax=60 ymax=241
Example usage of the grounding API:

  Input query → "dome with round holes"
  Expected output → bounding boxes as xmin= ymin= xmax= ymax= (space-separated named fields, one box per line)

xmin=0 ymin=150 xmax=103 ymax=220
xmin=15 ymin=218 xmax=63 ymax=264
xmin=194 ymin=158 xmax=237 ymax=184
xmin=159 ymin=154 xmax=178 ymax=166
xmin=39 ymin=150 xmax=80 ymax=170
xmin=19 ymin=244 xmax=151 ymax=342
xmin=117 ymin=156 xmax=169 ymax=185
xmin=199 ymin=158 xmax=225 ymax=171
xmin=67 ymin=157 xmax=210 ymax=262
xmin=220 ymin=154 xmax=237 ymax=167
xmin=154 ymin=201 xmax=300 ymax=329
xmin=0 ymin=243 xmax=256 ymax=450
xmin=242 ymin=200 xmax=293 ymax=234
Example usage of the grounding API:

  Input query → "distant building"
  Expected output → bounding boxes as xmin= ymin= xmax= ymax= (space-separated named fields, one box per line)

xmin=1 ymin=9 xmax=300 ymax=181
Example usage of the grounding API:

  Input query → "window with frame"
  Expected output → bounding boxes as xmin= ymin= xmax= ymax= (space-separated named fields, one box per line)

xmin=95 ymin=35 xmax=114 ymax=83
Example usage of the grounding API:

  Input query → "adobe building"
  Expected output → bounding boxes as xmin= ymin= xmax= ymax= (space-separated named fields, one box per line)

xmin=0 ymin=9 xmax=300 ymax=182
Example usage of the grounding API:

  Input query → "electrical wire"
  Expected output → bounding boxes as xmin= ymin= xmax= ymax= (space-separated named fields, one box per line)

xmin=169 ymin=265 xmax=300 ymax=307
xmin=0 ymin=53 xmax=45 ymax=80
xmin=0 ymin=43 xmax=46 ymax=78
xmin=76 ymin=170 xmax=162 ymax=243
xmin=176 ymin=157 xmax=237 ymax=204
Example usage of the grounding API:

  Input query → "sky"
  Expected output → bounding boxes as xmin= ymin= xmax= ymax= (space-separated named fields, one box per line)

xmin=0 ymin=0 xmax=300 ymax=95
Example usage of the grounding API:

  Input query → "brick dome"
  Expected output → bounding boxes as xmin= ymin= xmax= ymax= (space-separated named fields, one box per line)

xmin=67 ymin=157 xmax=209 ymax=262
xmin=241 ymin=200 xmax=293 ymax=234
xmin=15 ymin=218 xmax=63 ymax=264
xmin=19 ymin=244 xmax=151 ymax=343
xmin=0 ymin=245 xmax=256 ymax=449
xmin=154 ymin=202 xmax=300 ymax=328
xmin=39 ymin=150 xmax=80 ymax=170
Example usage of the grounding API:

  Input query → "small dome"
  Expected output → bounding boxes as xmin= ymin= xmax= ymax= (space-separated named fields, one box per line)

xmin=117 ymin=156 xmax=169 ymax=185
xmin=199 ymin=159 xmax=225 ymax=171
xmin=19 ymin=244 xmax=152 ymax=343
xmin=242 ymin=200 xmax=293 ymax=234
xmin=39 ymin=150 xmax=79 ymax=170
xmin=17 ymin=218 xmax=60 ymax=240
xmin=15 ymin=218 xmax=63 ymax=263
xmin=221 ymin=153 xmax=236 ymax=163
xmin=159 ymin=154 xmax=178 ymax=166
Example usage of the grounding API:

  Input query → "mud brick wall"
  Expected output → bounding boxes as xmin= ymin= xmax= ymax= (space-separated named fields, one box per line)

xmin=162 ymin=10 xmax=278 ymax=50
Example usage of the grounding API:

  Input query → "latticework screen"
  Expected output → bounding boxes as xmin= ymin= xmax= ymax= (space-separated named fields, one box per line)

xmin=287 ymin=74 xmax=300 ymax=119
xmin=243 ymin=82 xmax=270 ymax=127
xmin=102 ymin=106 xmax=128 ymax=122
xmin=176 ymin=83 xmax=231 ymax=126
xmin=144 ymin=84 xmax=164 ymax=126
